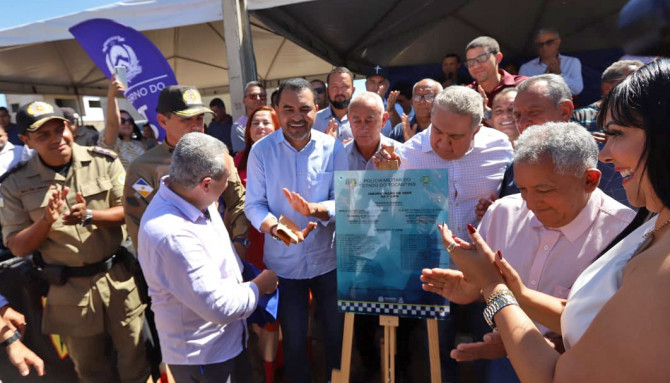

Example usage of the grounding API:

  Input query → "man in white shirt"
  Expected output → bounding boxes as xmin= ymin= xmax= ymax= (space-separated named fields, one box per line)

xmin=376 ymin=85 xmax=513 ymax=382
xmin=519 ymin=28 xmax=584 ymax=96
xmin=0 ymin=126 xmax=31 ymax=176
xmin=138 ymin=132 xmax=277 ymax=383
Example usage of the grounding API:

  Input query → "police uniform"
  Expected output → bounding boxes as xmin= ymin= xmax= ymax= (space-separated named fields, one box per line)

xmin=0 ymin=143 xmax=149 ymax=383
xmin=124 ymin=137 xmax=249 ymax=248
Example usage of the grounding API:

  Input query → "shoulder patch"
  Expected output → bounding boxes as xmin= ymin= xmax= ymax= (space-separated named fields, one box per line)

xmin=90 ymin=146 xmax=118 ymax=159
xmin=132 ymin=178 xmax=154 ymax=199
xmin=0 ymin=160 xmax=29 ymax=183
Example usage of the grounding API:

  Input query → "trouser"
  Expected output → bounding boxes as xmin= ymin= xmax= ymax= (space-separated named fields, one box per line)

xmin=278 ymin=269 xmax=343 ymax=383
xmin=62 ymin=311 xmax=148 ymax=383
xmin=169 ymin=348 xmax=252 ymax=383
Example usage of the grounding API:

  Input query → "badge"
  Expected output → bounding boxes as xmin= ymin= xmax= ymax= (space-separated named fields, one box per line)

xmin=132 ymin=178 xmax=154 ymax=199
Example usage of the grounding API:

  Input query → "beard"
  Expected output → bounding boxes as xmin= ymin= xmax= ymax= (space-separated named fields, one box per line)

xmin=330 ymin=97 xmax=351 ymax=110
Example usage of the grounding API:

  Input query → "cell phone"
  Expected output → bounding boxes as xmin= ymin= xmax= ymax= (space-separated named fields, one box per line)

xmin=114 ymin=66 xmax=128 ymax=88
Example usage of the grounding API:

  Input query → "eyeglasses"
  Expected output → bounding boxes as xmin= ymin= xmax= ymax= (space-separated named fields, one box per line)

xmin=412 ymin=94 xmax=436 ymax=103
xmin=535 ymin=38 xmax=558 ymax=49
xmin=247 ymin=94 xmax=267 ymax=100
xmin=121 ymin=117 xmax=134 ymax=124
xmin=465 ymin=51 xmax=494 ymax=68
xmin=313 ymin=87 xmax=325 ymax=94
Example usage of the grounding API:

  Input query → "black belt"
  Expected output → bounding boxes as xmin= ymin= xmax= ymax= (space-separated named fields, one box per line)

xmin=66 ymin=254 xmax=121 ymax=278
xmin=33 ymin=252 xmax=122 ymax=279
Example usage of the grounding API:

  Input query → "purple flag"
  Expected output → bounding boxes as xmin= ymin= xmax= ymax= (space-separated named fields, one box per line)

xmin=70 ymin=18 xmax=178 ymax=141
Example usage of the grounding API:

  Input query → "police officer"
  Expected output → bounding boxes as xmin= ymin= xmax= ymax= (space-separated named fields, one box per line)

xmin=0 ymin=101 xmax=149 ymax=383
xmin=124 ymin=86 xmax=250 ymax=256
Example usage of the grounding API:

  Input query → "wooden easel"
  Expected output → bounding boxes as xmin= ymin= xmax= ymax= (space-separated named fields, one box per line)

xmin=331 ymin=312 xmax=441 ymax=383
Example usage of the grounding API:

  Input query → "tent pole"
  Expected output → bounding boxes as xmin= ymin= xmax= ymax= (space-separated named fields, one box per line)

xmin=222 ymin=0 xmax=258 ymax=120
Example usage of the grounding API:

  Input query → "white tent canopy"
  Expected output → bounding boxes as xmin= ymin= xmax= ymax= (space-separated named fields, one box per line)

xmin=0 ymin=0 xmax=331 ymax=96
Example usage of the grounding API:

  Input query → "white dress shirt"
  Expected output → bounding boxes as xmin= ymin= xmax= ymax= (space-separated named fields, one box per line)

xmin=397 ymin=125 xmax=513 ymax=240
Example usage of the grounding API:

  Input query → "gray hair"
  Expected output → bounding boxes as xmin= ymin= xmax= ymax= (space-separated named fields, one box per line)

xmin=432 ymin=86 xmax=483 ymax=131
xmin=349 ymin=91 xmax=385 ymax=117
xmin=536 ymin=28 xmax=560 ymax=40
xmin=244 ymin=81 xmax=265 ymax=95
xmin=516 ymin=74 xmax=571 ymax=107
xmin=514 ymin=122 xmax=598 ymax=177
xmin=169 ymin=132 xmax=228 ymax=189
xmin=492 ymin=87 xmax=518 ymax=106
xmin=465 ymin=36 xmax=500 ymax=54
xmin=601 ymin=60 xmax=644 ymax=85
xmin=412 ymin=78 xmax=443 ymax=95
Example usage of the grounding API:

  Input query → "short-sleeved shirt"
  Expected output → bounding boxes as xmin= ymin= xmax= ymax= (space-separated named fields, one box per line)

xmin=124 ymin=142 xmax=250 ymax=248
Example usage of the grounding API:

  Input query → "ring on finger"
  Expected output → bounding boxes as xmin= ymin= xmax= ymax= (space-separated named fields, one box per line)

xmin=447 ymin=242 xmax=457 ymax=252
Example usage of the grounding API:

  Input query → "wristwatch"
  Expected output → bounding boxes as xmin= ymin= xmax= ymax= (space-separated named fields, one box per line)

xmin=81 ymin=209 xmax=93 ymax=227
xmin=232 ymin=237 xmax=251 ymax=248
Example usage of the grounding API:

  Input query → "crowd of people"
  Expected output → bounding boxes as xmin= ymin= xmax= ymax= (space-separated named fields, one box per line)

xmin=0 ymin=27 xmax=667 ymax=383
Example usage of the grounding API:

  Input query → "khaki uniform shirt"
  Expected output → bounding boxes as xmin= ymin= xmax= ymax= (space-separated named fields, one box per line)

xmin=124 ymin=142 xmax=249 ymax=248
xmin=0 ymin=144 xmax=143 ymax=336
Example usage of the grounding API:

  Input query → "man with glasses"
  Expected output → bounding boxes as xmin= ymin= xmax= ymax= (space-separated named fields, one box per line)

xmin=310 ymin=79 xmax=329 ymax=110
xmin=465 ymin=36 xmax=527 ymax=109
xmin=313 ymin=67 xmax=356 ymax=142
xmin=389 ymin=78 xmax=443 ymax=143
xmin=231 ymin=81 xmax=267 ymax=154
xmin=519 ymin=28 xmax=583 ymax=96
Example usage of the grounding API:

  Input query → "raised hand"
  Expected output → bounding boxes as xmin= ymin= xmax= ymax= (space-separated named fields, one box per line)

xmin=43 ymin=187 xmax=69 ymax=225
xmin=63 ymin=192 xmax=87 ymax=225
xmin=420 ymin=268 xmax=481 ymax=304
xmin=401 ymin=114 xmax=418 ymax=142
xmin=325 ymin=118 xmax=338 ymax=138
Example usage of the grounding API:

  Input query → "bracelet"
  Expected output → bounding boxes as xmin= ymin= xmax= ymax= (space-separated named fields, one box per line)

xmin=486 ymin=286 xmax=514 ymax=305
xmin=483 ymin=289 xmax=519 ymax=330
xmin=1 ymin=331 xmax=20 ymax=347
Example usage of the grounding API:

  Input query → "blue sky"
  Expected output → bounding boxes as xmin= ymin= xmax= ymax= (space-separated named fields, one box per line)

xmin=0 ymin=0 xmax=119 ymax=30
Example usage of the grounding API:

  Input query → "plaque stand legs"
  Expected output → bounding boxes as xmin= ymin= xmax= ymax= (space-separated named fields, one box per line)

xmin=331 ymin=313 xmax=441 ymax=383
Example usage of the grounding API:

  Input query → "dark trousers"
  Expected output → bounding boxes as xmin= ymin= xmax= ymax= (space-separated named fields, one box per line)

xmin=278 ymin=269 xmax=343 ymax=383
xmin=169 ymin=348 xmax=251 ymax=383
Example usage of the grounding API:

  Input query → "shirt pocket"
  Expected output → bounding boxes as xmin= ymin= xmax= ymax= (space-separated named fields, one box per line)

xmin=80 ymin=177 xmax=113 ymax=209
xmin=22 ymin=188 xmax=61 ymax=228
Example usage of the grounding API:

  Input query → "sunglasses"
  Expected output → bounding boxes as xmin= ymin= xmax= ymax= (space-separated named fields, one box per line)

xmin=412 ymin=94 xmax=436 ymax=103
xmin=121 ymin=117 xmax=134 ymax=124
xmin=314 ymin=87 xmax=326 ymax=94
xmin=536 ymin=38 xmax=558 ymax=49
xmin=247 ymin=94 xmax=267 ymax=100
xmin=465 ymin=51 xmax=494 ymax=68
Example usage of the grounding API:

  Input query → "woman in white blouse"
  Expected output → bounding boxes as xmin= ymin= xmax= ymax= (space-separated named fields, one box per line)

xmin=423 ymin=59 xmax=670 ymax=382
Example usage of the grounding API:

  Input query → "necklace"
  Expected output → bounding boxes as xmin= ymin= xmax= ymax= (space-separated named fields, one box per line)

xmin=642 ymin=216 xmax=670 ymax=239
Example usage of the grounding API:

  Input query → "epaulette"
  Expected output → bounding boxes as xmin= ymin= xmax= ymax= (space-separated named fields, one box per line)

xmin=90 ymin=146 xmax=119 ymax=159
xmin=0 ymin=160 xmax=29 ymax=183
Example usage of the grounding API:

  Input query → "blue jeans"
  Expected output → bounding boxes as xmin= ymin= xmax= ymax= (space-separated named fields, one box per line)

xmin=278 ymin=269 xmax=343 ymax=383
xmin=489 ymin=357 xmax=521 ymax=383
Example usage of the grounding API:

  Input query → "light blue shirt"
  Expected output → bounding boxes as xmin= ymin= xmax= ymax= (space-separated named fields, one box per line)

xmin=382 ymin=104 xmax=414 ymax=137
xmin=312 ymin=106 xmax=352 ymax=141
xmin=519 ymin=54 xmax=584 ymax=95
xmin=138 ymin=177 xmax=259 ymax=365
xmin=344 ymin=135 xmax=401 ymax=171
xmin=245 ymin=129 xmax=348 ymax=279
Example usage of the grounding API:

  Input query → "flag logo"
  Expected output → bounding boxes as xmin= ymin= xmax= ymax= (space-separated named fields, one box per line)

xmin=132 ymin=178 xmax=154 ymax=198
